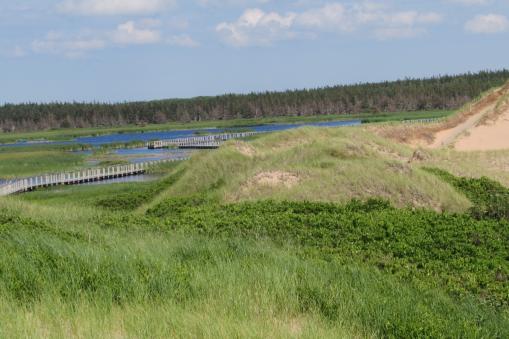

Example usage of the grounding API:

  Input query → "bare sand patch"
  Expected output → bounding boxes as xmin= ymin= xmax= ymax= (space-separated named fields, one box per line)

xmin=432 ymin=87 xmax=509 ymax=151
xmin=429 ymin=104 xmax=493 ymax=148
xmin=427 ymin=84 xmax=508 ymax=150
xmin=455 ymin=109 xmax=509 ymax=151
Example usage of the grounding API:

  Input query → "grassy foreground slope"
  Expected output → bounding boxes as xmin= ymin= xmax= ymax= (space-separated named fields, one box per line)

xmin=1 ymin=192 xmax=509 ymax=338
xmin=147 ymin=127 xmax=471 ymax=212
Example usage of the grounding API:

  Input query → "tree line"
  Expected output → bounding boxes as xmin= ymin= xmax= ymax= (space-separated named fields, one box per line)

xmin=1 ymin=70 xmax=508 ymax=132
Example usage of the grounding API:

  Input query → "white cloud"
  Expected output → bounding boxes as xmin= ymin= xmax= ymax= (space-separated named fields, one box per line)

xmin=465 ymin=14 xmax=509 ymax=33
xmin=382 ymin=11 xmax=442 ymax=26
xmin=216 ymin=8 xmax=296 ymax=46
xmin=295 ymin=3 xmax=353 ymax=31
xmin=30 ymin=18 xmax=199 ymax=57
xmin=216 ymin=3 xmax=443 ymax=46
xmin=110 ymin=21 xmax=161 ymax=44
xmin=57 ymin=0 xmax=176 ymax=16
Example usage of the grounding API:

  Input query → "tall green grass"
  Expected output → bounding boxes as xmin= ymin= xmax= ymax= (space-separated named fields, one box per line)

xmin=0 ymin=205 xmax=507 ymax=338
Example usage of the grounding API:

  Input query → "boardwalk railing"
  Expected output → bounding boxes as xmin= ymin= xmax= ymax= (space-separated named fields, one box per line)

xmin=0 ymin=157 xmax=186 ymax=197
xmin=148 ymin=131 xmax=259 ymax=149
xmin=402 ymin=118 xmax=444 ymax=124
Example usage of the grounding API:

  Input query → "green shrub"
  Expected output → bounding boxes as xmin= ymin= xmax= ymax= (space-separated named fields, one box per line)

xmin=424 ymin=167 xmax=509 ymax=220
xmin=142 ymin=198 xmax=509 ymax=308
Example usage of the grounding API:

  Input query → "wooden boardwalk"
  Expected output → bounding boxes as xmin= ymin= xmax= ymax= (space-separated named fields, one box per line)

xmin=0 ymin=158 xmax=186 ymax=196
xmin=402 ymin=118 xmax=443 ymax=124
xmin=1 ymin=123 xmax=362 ymax=196
xmin=1 ymin=131 xmax=257 ymax=196
xmin=148 ymin=132 xmax=258 ymax=149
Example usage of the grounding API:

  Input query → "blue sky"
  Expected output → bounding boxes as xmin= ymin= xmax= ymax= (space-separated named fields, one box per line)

xmin=1 ymin=0 xmax=508 ymax=104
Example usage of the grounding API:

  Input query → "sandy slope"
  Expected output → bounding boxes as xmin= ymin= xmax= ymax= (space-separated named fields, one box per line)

xmin=429 ymin=105 xmax=493 ymax=148
xmin=429 ymin=84 xmax=509 ymax=151
xmin=455 ymin=109 xmax=509 ymax=151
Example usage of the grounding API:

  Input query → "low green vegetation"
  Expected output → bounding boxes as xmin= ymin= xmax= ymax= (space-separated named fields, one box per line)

xmin=425 ymin=168 xmax=509 ymax=220
xmin=359 ymin=110 xmax=451 ymax=123
xmin=1 ymin=187 xmax=508 ymax=337
xmin=94 ymin=159 xmax=130 ymax=167
xmin=143 ymin=198 xmax=509 ymax=309
xmin=95 ymin=168 xmax=185 ymax=211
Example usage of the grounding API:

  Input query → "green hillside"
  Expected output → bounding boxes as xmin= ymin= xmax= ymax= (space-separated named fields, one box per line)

xmin=144 ymin=127 xmax=471 ymax=212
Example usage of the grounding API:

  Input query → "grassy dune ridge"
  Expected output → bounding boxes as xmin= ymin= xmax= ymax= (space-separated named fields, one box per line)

xmin=147 ymin=127 xmax=471 ymax=212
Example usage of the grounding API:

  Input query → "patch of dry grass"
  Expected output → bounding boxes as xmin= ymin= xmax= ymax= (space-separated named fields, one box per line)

xmin=421 ymin=148 xmax=509 ymax=187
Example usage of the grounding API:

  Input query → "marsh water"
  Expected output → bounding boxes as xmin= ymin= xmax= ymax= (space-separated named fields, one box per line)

xmin=3 ymin=120 xmax=361 ymax=148
xmin=1 ymin=119 xmax=361 ymax=165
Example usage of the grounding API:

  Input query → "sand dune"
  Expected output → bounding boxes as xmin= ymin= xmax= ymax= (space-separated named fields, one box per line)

xmin=429 ymin=83 xmax=509 ymax=151
xmin=455 ymin=109 xmax=509 ymax=151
